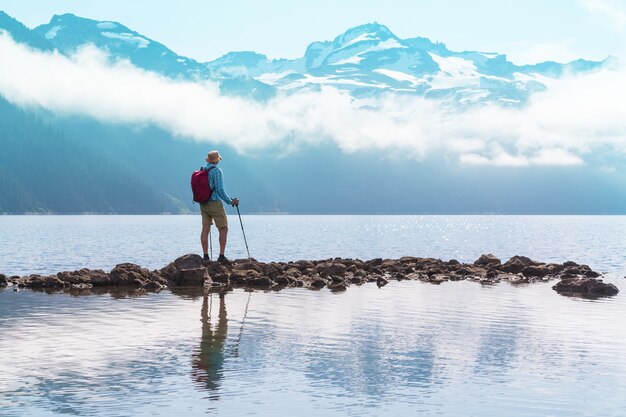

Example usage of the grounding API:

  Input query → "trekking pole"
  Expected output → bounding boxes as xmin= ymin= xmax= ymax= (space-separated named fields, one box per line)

xmin=236 ymin=205 xmax=251 ymax=259
xmin=209 ymin=227 xmax=213 ymax=261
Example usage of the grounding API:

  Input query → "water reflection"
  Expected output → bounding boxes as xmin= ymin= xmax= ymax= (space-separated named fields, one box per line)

xmin=192 ymin=292 xmax=228 ymax=396
xmin=1 ymin=283 xmax=625 ymax=417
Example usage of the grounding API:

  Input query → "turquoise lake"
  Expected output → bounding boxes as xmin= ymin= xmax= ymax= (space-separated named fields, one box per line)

xmin=0 ymin=215 xmax=625 ymax=416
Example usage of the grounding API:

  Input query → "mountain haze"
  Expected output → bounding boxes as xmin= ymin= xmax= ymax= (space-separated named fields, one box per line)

xmin=0 ymin=11 xmax=624 ymax=214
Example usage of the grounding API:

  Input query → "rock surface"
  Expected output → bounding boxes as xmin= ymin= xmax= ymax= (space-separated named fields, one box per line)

xmin=1 ymin=253 xmax=619 ymax=298
xmin=552 ymin=277 xmax=619 ymax=297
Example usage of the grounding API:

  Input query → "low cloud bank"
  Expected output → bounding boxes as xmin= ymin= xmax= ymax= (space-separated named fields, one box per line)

xmin=1 ymin=32 xmax=625 ymax=167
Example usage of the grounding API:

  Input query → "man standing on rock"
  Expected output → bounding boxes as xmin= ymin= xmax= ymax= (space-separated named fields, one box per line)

xmin=200 ymin=150 xmax=239 ymax=263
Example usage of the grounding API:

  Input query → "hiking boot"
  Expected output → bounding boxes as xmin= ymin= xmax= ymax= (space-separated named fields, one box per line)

xmin=203 ymin=254 xmax=210 ymax=261
xmin=217 ymin=255 xmax=231 ymax=264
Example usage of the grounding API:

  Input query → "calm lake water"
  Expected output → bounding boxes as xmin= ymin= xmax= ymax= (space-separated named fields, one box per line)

xmin=1 ymin=215 xmax=625 ymax=416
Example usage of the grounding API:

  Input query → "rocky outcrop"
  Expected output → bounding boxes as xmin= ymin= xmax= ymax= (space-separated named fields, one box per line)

xmin=552 ymin=277 xmax=619 ymax=297
xmin=2 ymin=253 xmax=619 ymax=298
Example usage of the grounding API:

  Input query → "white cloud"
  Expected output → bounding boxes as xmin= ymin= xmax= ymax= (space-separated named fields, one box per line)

xmin=581 ymin=0 xmax=626 ymax=31
xmin=1 ymin=32 xmax=626 ymax=167
xmin=503 ymin=40 xmax=582 ymax=65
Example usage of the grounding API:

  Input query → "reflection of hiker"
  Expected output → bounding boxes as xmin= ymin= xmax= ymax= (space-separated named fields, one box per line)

xmin=191 ymin=293 xmax=228 ymax=393
xmin=200 ymin=150 xmax=239 ymax=263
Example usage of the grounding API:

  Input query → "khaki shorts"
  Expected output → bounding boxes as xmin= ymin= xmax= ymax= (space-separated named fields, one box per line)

xmin=200 ymin=201 xmax=228 ymax=229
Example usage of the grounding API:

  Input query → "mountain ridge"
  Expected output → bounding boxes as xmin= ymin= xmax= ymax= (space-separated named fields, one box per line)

xmin=1 ymin=12 xmax=614 ymax=105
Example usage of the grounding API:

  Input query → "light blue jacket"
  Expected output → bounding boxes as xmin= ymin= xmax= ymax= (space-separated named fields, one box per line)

xmin=205 ymin=163 xmax=233 ymax=205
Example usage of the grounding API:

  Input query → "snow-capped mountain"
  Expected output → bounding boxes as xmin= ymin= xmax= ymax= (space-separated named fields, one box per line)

xmin=206 ymin=22 xmax=615 ymax=105
xmin=33 ymin=13 xmax=207 ymax=79
xmin=2 ymin=13 xmax=617 ymax=105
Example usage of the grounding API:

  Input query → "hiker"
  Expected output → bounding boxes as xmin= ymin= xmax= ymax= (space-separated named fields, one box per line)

xmin=200 ymin=150 xmax=239 ymax=262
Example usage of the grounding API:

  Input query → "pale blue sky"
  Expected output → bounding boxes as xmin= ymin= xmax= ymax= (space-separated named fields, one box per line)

xmin=1 ymin=0 xmax=625 ymax=63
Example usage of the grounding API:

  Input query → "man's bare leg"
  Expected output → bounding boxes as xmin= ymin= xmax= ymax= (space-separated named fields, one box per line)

xmin=201 ymin=224 xmax=211 ymax=256
xmin=218 ymin=226 xmax=228 ymax=256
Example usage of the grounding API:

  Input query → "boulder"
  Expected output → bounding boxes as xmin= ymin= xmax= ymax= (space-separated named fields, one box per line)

xmin=248 ymin=276 xmax=274 ymax=289
xmin=474 ymin=254 xmax=501 ymax=267
xmin=0 ymin=274 xmax=7 ymax=287
xmin=553 ymin=277 xmax=619 ymax=297
xmin=229 ymin=269 xmax=258 ymax=285
xmin=176 ymin=268 xmax=211 ymax=286
xmin=234 ymin=261 xmax=263 ymax=273
xmin=366 ymin=258 xmax=383 ymax=268
xmin=274 ymin=276 xmax=291 ymax=286
xmin=294 ymin=261 xmax=316 ymax=272
xmin=563 ymin=266 xmax=582 ymax=275
xmin=174 ymin=254 xmax=205 ymax=270
xmin=24 ymin=275 xmax=66 ymax=289
xmin=310 ymin=278 xmax=327 ymax=289
xmin=381 ymin=260 xmax=401 ymax=270
xmin=110 ymin=263 xmax=161 ymax=287
xmin=159 ymin=262 xmax=178 ymax=281
xmin=318 ymin=262 xmax=347 ymax=278
xmin=57 ymin=269 xmax=109 ymax=286
xmin=521 ymin=265 xmax=551 ymax=278
xmin=399 ymin=256 xmax=419 ymax=264
xmin=500 ymin=256 xmax=536 ymax=273
xmin=330 ymin=276 xmax=344 ymax=284
xmin=328 ymin=283 xmax=347 ymax=292
xmin=260 ymin=263 xmax=283 ymax=279
xmin=455 ymin=267 xmax=472 ymax=276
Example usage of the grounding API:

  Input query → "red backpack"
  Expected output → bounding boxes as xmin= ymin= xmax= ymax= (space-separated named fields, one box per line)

xmin=191 ymin=166 xmax=216 ymax=203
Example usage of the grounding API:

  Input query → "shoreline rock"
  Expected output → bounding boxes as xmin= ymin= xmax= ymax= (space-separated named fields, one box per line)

xmin=1 ymin=254 xmax=619 ymax=298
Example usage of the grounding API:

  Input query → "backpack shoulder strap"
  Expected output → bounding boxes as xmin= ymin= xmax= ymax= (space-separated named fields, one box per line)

xmin=206 ymin=166 xmax=216 ymax=186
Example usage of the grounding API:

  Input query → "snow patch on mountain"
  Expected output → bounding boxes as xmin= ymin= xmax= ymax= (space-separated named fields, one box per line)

xmin=101 ymin=32 xmax=149 ymax=49
xmin=428 ymin=53 xmax=479 ymax=76
xmin=373 ymin=69 xmax=424 ymax=86
xmin=96 ymin=22 xmax=117 ymax=30
xmin=340 ymin=32 xmax=380 ymax=48
xmin=329 ymin=39 xmax=406 ymax=66
xmin=258 ymin=71 xmax=297 ymax=85
xmin=286 ymin=74 xmax=387 ymax=90
xmin=44 ymin=25 xmax=62 ymax=40
xmin=332 ymin=55 xmax=364 ymax=66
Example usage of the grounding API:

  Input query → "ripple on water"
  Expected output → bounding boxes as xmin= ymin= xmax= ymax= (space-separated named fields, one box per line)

xmin=1 ymin=269 xmax=626 ymax=414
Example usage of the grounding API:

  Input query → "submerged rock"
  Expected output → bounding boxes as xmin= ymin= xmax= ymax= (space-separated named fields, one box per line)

xmin=552 ymin=277 xmax=619 ymax=297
